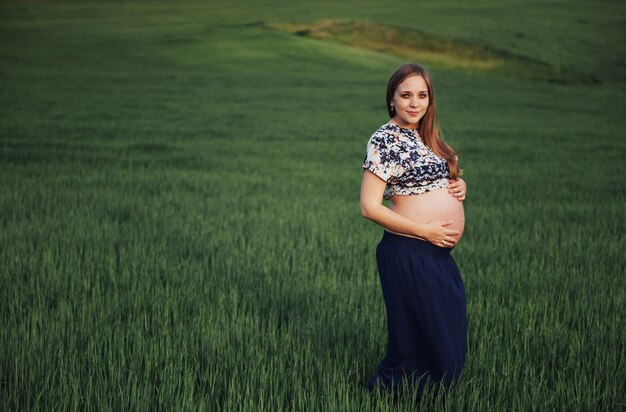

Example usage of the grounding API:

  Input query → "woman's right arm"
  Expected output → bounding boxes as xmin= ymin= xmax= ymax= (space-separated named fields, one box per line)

xmin=359 ymin=170 xmax=460 ymax=246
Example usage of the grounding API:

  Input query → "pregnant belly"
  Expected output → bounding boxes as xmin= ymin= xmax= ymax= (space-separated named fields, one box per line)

xmin=390 ymin=187 xmax=465 ymax=244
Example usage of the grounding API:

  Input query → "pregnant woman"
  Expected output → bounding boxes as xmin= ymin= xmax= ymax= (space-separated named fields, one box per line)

xmin=360 ymin=63 xmax=468 ymax=398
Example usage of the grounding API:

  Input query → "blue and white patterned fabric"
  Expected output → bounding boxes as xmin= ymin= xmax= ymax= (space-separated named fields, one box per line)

xmin=362 ymin=122 xmax=450 ymax=200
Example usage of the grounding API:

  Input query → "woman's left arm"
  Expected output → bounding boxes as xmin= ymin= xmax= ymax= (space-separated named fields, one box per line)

xmin=448 ymin=178 xmax=467 ymax=201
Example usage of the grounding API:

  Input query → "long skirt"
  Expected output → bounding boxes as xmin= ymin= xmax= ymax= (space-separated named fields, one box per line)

xmin=366 ymin=230 xmax=467 ymax=397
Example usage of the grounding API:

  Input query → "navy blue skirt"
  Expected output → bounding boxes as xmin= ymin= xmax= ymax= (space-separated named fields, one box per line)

xmin=366 ymin=231 xmax=467 ymax=396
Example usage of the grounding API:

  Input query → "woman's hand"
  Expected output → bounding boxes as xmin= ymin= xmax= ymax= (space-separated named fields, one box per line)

xmin=424 ymin=220 xmax=459 ymax=248
xmin=448 ymin=178 xmax=467 ymax=201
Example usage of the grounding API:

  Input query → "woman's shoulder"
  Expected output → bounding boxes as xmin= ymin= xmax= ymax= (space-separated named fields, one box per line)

xmin=372 ymin=121 xmax=396 ymax=135
xmin=367 ymin=122 xmax=420 ymax=149
xmin=368 ymin=122 xmax=399 ymax=144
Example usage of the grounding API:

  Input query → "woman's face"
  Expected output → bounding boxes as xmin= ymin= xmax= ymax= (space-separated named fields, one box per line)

xmin=391 ymin=74 xmax=429 ymax=129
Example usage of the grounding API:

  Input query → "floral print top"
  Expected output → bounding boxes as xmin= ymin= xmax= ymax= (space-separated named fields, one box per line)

xmin=362 ymin=122 xmax=450 ymax=200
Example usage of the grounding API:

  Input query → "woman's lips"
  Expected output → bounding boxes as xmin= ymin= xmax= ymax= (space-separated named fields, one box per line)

xmin=407 ymin=111 xmax=420 ymax=117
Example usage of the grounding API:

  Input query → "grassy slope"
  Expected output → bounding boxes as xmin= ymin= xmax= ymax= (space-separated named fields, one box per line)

xmin=0 ymin=0 xmax=624 ymax=410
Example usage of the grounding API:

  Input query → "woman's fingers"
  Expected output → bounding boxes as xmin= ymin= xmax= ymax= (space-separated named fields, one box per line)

xmin=448 ymin=179 xmax=467 ymax=200
xmin=429 ymin=220 xmax=462 ymax=247
xmin=440 ymin=230 xmax=459 ymax=246
xmin=439 ymin=237 xmax=457 ymax=247
xmin=450 ymin=187 xmax=466 ymax=200
xmin=447 ymin=182 xmax=460 ymax=191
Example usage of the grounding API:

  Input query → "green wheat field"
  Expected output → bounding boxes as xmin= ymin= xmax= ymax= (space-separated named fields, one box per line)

xmin=1 ymin=1 xmax=624 ymax=410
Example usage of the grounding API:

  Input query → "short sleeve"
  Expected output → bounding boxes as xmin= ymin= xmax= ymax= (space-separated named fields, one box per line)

xmin=362 ymin=131 xmax=402 ymax=182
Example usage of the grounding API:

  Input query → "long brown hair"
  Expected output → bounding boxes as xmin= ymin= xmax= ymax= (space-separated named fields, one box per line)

xmin=386 ymin=63 xmax=462 ymax=178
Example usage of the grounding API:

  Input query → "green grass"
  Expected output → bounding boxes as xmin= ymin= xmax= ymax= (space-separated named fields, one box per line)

xmin=267 ymin=19 xmax=592 ymax=83
xmin=1 ymin=0 xmax=625 ymax=410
